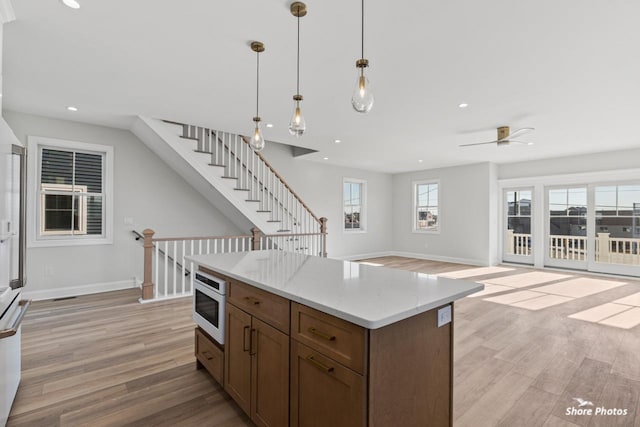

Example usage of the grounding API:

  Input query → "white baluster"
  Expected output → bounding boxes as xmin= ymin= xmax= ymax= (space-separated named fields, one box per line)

xmin=182 ymin=240 xmax=186 ymax=295
xmin=173 ymin=241 xmax=177 ymax=296
xmin=206 ymin=239 xmax=210 ymax=254
xmin=163 ymin=241 xmax=168 ymax=298
xmin=154 ymin=243 xmax=159 ymax=299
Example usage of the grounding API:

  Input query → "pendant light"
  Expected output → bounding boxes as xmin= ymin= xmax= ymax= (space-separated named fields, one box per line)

xmin=351 ymin=0 xmax=374 ymax=113
xmin=289 ymin=2 xmax=307 ymax=136
xmin=250 ymin=41 xmax=266 ymax=151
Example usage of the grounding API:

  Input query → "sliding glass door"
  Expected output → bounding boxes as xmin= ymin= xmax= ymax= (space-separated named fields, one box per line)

xmin=545 ymin=187 xmax=588 ymax=270
xmin=503 ymin=188 xmax=533 ymax=264
xmin=592 ymin=184 xmax=640 ymax=275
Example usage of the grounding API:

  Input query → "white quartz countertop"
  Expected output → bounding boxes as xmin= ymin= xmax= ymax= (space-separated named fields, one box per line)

xmin=187 ymin=251 xmax=483 ymax=329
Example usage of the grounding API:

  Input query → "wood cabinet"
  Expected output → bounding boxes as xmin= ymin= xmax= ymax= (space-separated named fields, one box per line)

xmin=225 ymin=281 xmax=290 ymax=427
xmin=207 ymin=274 xmax=453 ymax=427
xmin=290 ymin=340 xmax=366 ymax=427
xmin=194 ymin=327 xmax=224 ymax=386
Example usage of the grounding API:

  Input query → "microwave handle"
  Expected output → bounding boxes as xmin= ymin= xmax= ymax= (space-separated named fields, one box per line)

xmin=0 ymin=299 xmax=31 ymax=339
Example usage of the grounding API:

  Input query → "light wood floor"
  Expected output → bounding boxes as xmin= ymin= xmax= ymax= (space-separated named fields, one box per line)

xmin=8 ymin=258 xmax=640 ymax=426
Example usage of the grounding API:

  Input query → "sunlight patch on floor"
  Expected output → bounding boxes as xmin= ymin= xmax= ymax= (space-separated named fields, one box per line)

xmin=532 ymin=277 xmax=626 ymax=298
xmin=482 ymin=271 xmax=573 ymax=288
xmin=467 ymin=284 xmax=514 ymax=298
xmin=438 ymin=266 xmax=515 ymax=279
xmin=568 ymin=292 xmax=640 ymax=329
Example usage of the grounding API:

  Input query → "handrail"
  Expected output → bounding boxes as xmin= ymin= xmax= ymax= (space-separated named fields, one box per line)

xmin=132 ymin=230 xmax=190 ymax=275
xmin=152 ymin=234 xmax=252 ymax=242
xmin=239 ymin=135 xmax=321 ymax=224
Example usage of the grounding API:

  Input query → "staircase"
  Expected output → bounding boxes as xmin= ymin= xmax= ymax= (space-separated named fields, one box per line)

xmin=131 ymin=116 xmax=325 ymax=239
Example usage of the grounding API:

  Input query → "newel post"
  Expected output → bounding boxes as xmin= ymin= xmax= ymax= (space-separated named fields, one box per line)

xmin=142 ymin=229 xmax=155 ymax=300
xmin=320 ymin=217 xmax=328 ymax=257
xmin=251 ymin=227 xmax=261 ymax=251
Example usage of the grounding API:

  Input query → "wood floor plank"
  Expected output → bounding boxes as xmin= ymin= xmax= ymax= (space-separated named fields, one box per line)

xmin=8 ymin=257 xmax=640 ymax=426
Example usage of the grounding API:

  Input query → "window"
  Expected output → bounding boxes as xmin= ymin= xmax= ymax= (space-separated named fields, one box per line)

xmin=414 ymin=181 xmax=439 ymax=232
xmin=344 ymin=179 xmax=366 ymax=231
xmin=595 ymin=185 xmax=640 ymax=238
xmin=28 ymin=137 xmax=113 ymax=246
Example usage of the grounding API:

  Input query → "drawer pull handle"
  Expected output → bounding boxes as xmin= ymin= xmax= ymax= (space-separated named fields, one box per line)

xmin=244 ymin=296 xmax=261 ymax=305
xmin=243 ymin=326 xmax=251 ymax=352
xmin=308 ymin=327 xmax=336 ymax=341
xmin=202 ymin=351 xmax=214 ymax=361
xmin=306 ymin=355 xmax=334 ymax=373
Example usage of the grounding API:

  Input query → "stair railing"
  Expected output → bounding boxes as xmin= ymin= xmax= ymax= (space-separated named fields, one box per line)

xmin=170 ymin=120 xmax=322 ymax=235
xmin=140 ymin=226 xmax=327 ymax=302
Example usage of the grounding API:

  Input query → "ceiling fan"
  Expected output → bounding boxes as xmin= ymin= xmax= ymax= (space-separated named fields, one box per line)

xmin=459 ymin=126 xmax=535 ymax=147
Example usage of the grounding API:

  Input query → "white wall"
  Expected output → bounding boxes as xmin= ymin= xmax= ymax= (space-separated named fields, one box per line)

xmin=391 ymin=162 xmax=495 ymax=265
xmin=4 ymin=111 xmax=243 ymax=297
xmin=260 ymin=142 xmax=394 ymax=259
xmin=498 ymin=147 xmax=640 ymax=180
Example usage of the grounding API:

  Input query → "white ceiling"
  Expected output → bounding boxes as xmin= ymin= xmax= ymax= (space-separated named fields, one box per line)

xmin=4 ymin=0 xmax=640 ymax=173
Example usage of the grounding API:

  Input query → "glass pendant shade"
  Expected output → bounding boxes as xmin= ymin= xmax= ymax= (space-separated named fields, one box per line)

xmin=288 ymin=97 xmax=306 ymax=136
xmin=250 ymin=120 xmax=265 ymax=151
xmin=351 ymin=70 xmax=374 ymax=113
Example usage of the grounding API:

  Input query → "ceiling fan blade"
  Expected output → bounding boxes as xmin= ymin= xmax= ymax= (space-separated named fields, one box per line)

xmin=459 ymin=140 xmax=498 ymax=147
xmin=508 ymin=140 xmax=534 ymax=145
xmin=499 ymin=127 xmax=535 ymax=141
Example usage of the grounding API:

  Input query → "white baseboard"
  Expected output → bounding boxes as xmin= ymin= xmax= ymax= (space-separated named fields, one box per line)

xmin=22 ymin=279 xmax=140 ymax=301
xmin=387 ymin=251 xmax=488 ymax=267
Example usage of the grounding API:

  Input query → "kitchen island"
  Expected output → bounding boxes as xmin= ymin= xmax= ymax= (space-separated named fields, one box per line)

xmin=188 ymin=250 xmax=483 ymax=427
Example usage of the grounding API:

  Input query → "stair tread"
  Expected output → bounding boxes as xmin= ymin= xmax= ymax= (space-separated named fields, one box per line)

xmin=277 ymin=230 xmax=292 ymax=232
xmin=256 ymin=210 xmax=271 ymax=213
xmin=194 ymin=150 xmax=212 ymax=154
xmin=221 ymin=176 xmax=238 ymax=179
xmin=246 ymin=200 xmax=260 ymax=202
xmin=162 ymin=119 xmax=184 ymax=126
xmin=234 ymin=188 xmax=250 ymax=191
xmin=180 ymin=136 xmax=199 ymax=141
xmin=267 ymin=220 xmax=282 ymax=223
xmin=208 ymin=163 xmax=226 ymax=167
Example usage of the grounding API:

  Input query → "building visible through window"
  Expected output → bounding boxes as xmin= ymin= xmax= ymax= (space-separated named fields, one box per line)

xmin=344 ymin=180 xmax=365 ymax=231
xmin=415 ymin=182 xmax=439 ymax=232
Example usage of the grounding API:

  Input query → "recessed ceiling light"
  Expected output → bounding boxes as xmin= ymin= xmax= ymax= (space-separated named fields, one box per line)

xmin=323 ymin=157 xmax=329 ymax=160
xmin=527 ymin=142 xmax=534 ymax=146
xmin=266 ymin=123 xmax=274 ymax=128
xmin=66 ymin=106 xmax=78 ymax=112
xmin=458 ymin=103 xmax=469 ymax=108
xmin=418 ymin=159 xmax=423 ymax=163
xmin=334 ymin=139 xmax=341 ymax=144
xmin=61 ymin=0 xmax=80 ymax=9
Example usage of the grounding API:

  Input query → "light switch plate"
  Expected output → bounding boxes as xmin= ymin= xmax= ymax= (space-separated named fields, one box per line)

xmin=438 ymin=305 xmax=452 ymax=327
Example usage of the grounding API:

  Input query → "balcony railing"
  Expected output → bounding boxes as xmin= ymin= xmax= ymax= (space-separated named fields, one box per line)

xmin=506 ymin=230 xmax=640 ymax=265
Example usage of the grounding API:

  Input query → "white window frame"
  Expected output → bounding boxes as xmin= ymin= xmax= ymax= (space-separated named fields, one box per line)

xmin=39 ymin=183 xmax=88 ymax=236
xmin=27 ymin=136 xmax=114 ymax=247
xmin=413 ymin=180 xmax=440 ymax=234
xmin=343 ymin=178 xmax=367 ymax=233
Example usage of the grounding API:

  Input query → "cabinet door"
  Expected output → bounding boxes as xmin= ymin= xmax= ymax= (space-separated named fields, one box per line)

xmin=225 ymin=303 xmax=252 ymax=416
xmin=290 ymin=341 xmax=366 ymax=427
xmin=251 ymin=318 xmax=289 ymax=427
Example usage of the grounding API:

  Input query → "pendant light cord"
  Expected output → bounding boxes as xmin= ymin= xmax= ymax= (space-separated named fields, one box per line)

xmin=296 ymin=5 xmax=300 ymax=95
xmin=361 ymin=0 xmax=364 ymax=59
xmin=256 ymin=50 xmax=260 ymax=117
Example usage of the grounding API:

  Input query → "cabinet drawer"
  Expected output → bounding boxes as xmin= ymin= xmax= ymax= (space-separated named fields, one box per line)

xmin=291 ymin=303 xmax=367 ymax=374
xmin=290 ymin=341 xmax=366 ymax=427
xmin=195 ymin=328 xmax=224 ymax=385
xmin=228 ymin=280 xmax=290 ymax=333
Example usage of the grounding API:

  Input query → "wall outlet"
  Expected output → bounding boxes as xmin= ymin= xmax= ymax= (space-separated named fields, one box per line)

xmin=438 ymin=305 xmax=452 ymax=327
